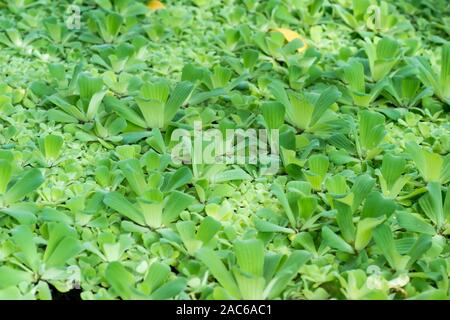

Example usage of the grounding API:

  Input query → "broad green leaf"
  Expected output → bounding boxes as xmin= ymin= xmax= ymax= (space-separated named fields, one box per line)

xmin=354 ymin=216 xmax=385 ymax=251
xmin=361 ymin=191 xmax=396 ymax=218
xmin=419 ymin=182 xmax=444 ymax=228
xmin=233 ymin=269 xmax=266 ymax=300
xmin=335 ymin=201 xmax=355 ymax=243
xmin=150 ymin=278 xmax=187 ymax=300
xmin=305 ymin=154 xmax=329 ymax=190
xmin=0 ymin=287 xmax=23 ymax=300
xmin=45 ymin=237 xmax=82 ymax=269
xmin=365 ymin=37 xmax=400 ymax=81
xmin=310 ymin=86 xmax=341 ymax=126
xmin=197 ymin=248 xmax=240 ymax=298
xmin=380 ymin=154 xmax=406 ymax=190
xmin=164 ymin=81 xmax=195 ymax=123
xmin=135 ymin=98 xmax=165 ymax=129
xmin=234 ymin=239 xmax=265 ymax=277
xmin=86 ymin=90 xmax=107 ymax=120
xmin=267 ymin=250 xmax=311 ymax=299
xmin=105 ymin=262 xmax=135 ymax=300
xmin=177 ymin=221 xmax=202 ymax=253
xmin=161 ymin=167 xmax=192 ymax=192
xmin=43 ymin=134 xmax=64 ymax=160
xmin=11 ymin=225 xmax=39 ymax=272
xmin=406 ymin=142 xmax=444 ymax=183
xmin=0 ymin=159 xmax=12 ymax=193
xmin=408 ymin=289 xmax=448 ymax=300
xmin=119 ymin=159 xmax=147 ymax=195
xmin=4 ymin=169 xmax=44 ymax=204
xmin=440 ymin=42 xmax=450 ymax=101
xmin=78 ymin=73 xmax=103 ymax=102
xmin=396 ymin=211 xmax=435 ymax=235
xmin=103 ymin=192 xmax=145 ymax=226
xmin=358 ymin=110 xmax=385 ymax=152
xmin=43 ymin=223 xmax=73 ymax=262
xmin=268 ymin=81 xmax=291 ymax=113
xmin=0 ymin=266 xmax=32 ymax=289
xmin=142 ymin=262 xmax=170 ymax=295
xmin=196 ymin=216 xmax=221 ymax=243
xmin=373 ymin=224 xmax=407 ymax=270
xmin=48 ymin=94 xmax=86 ymax=121
xmin=344 ymin=60 xmax=365 ymax=94
xmin=253 ymin=217 xmax=294 ymax=234
xmin=321 ymin=226 xmax=354 ymax=254
xmin=210 ymin=66 xmax=232 ymax=89
xmin=0 ymin=204 xmax=37 ymax=224
xmin=351 ymin=174 xmax=376 ymax=211
xmin=105 ymin=96 xmax=147 ymax=128
xmin=292 ymin=232 xmax=316 ymax=254
xmin=444 ymin=185 xmax=450 ymax=221
xmin=139 ymin=192 xmax=164 ymax=228
xmin=271 ymin=183 xmax=296 ymax=227
xmin=211 ymin=168 xmax=252 ymax=183
xmin=261 ymin=102 xmax=285 ymax=130
xmin=140 ymin=80 xmax=170 ymax=102
xmin=407 ymin=235 xmax=432 ymax=268
xmin=297 ymin=196 xmax=318 ymax=221
xmin=163 ymin=191 xmax=195 ymax=224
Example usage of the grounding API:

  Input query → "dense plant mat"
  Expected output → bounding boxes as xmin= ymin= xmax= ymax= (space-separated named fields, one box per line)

xmin=0 ymin=0 xmax=449 ymax=300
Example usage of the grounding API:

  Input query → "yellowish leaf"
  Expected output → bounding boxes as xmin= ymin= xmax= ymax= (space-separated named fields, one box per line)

xmin=147 ymin=0 xmax=165 ymax=10
xmin=272 ymin=28 xmax=308 ymax=53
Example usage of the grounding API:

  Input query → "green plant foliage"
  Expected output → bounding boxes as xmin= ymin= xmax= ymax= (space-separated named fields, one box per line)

xmin=0 ymin=0 xmax=448 ymax=301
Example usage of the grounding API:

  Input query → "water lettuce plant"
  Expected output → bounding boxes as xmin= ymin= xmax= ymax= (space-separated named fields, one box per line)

xmin=0 ymin=0 xmax=448 ymax=301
